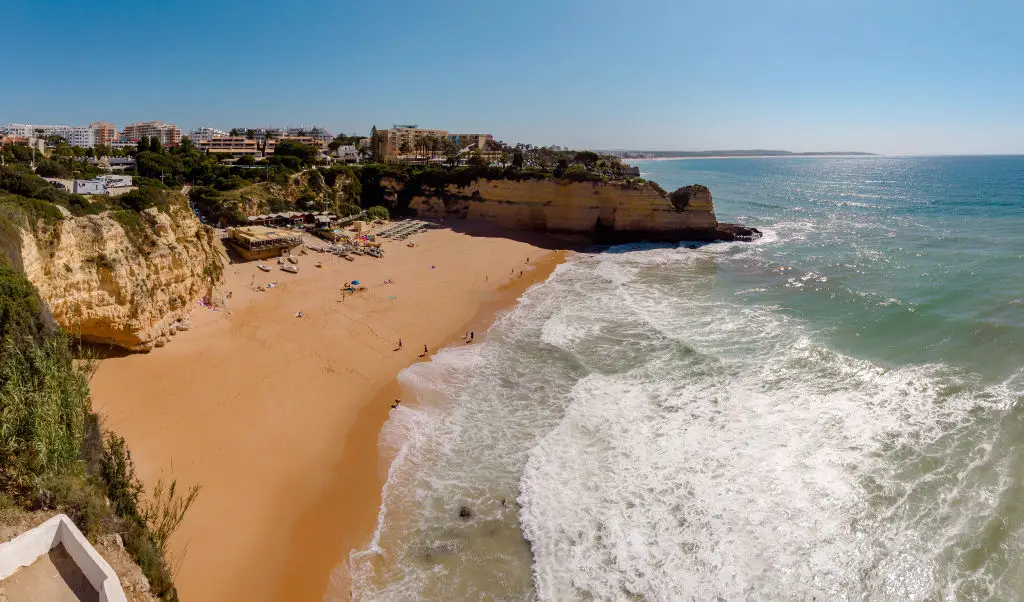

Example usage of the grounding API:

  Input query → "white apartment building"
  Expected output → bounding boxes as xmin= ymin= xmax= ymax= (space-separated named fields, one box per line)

xmin=5 ymin=122 xmax=116 ymax=148
xmin=230 ymin=127 xmax=283 ymax=141
xmin=6 ymin=123 xmax=70 ymax=140
xmin=188 ymin=127 xmax=229 ymax=143
xmin=65 ymin=126 xmax=96 ymax=148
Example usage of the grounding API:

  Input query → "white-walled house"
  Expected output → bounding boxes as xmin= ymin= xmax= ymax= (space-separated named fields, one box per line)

xmin=335 ymin=144 xmax=359 ymax=163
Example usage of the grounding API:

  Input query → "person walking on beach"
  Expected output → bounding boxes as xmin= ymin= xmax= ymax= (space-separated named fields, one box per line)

xmin=424 ymin=344 xmax=429 ymax=355
xmin=398 ymin=338 xmax=403 ymax=350
xmin=470 ymin=331 xmax=474 ymax=342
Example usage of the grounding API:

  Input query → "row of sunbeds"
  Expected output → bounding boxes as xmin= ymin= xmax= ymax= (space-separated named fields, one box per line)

xmin=376 ymin=220 xmax=433 ymax=240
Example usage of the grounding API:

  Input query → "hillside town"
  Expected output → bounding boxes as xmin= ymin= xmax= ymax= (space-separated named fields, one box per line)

xmin=1 ymin=121 xmax=506 ymax=164
xmin=1 ymin=120 xmax=641 ymax=199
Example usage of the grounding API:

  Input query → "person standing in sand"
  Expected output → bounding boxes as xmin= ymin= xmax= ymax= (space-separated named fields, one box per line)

xmin=398 ymin=338 xmax=403 ymax=350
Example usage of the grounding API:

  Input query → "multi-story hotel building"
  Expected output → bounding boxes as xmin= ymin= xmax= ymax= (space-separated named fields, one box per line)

xmin=371 ymin=126 xmax=494 ymax=160
xmin=89 ymin=122 xmax=117 ymax=147
xmin=120 ymin=121 xmax=182 ymax=146
xmin=372 ymin=125 xmax=449 ymax=159
xmin=197 ymin=136 xmax=260 ymax=156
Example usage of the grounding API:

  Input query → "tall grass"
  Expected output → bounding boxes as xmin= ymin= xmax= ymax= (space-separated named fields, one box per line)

xmin=0 ymin=333 xmax=90 ymax=491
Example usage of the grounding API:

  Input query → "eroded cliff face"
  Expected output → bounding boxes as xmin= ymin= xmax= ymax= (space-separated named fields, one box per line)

xmin=7 ymin=203 xmax=222 ymax=351
xmin=409 ymin=179 xmax=749 ymax=242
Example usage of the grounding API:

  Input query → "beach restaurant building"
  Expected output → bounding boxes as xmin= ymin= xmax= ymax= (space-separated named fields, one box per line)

xmin=246 ymin=211 xmax=337 ymax=228
xmin=226 ymin=226 xmax=303 ymax=261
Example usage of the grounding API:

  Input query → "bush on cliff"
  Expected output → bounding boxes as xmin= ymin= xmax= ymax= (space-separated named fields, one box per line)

xmin=117 ymin=186 xmax=173 ymax=212
xmin=0 ymin=165 xmax=71 ymax=207
xmin=0 ymin=263 xmax=49 ymax=347
xmin=561 ymin=165 xmax=606 ymax=183
xmin=0 ymin=193 xmax=66 ymax=225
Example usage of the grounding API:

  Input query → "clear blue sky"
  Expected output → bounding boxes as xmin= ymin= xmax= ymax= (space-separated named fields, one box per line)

xmin=4 ymin=0 xmax=1024 ymax=154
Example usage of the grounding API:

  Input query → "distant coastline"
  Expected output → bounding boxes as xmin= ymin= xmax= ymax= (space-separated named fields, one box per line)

xmin=613 ymin=150 xmax=876 ymax=162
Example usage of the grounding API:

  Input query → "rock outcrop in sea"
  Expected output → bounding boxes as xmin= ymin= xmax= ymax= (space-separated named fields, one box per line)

xmin=409 ymin=179 xmax=760 ymax=242
xmin=2 ymin=199 xmax=222 ymax=351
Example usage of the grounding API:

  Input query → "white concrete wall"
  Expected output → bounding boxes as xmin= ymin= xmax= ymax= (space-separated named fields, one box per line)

xmin=0 ymin=514 xmax=128 ymax=602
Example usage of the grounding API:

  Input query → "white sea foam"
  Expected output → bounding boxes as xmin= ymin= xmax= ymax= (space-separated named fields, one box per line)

xmin=518 ymin=249 xmax=1022 ymax=601
xmin=341 ymin=241 xmax=1023 ymax=601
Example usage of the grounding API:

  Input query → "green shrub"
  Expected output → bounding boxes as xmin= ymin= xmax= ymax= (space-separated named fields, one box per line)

xmin=117 ymin=186 xmax=171 ymax=212
xmin=38 ymin=473 xmax=112 ymax=537
xmin=366 ymin=206 xmax=389 ymax=221
xmin=0 ymin=193 xmax=65 ymax=224
xmin=561 ymin=165 xmax=605 ymax=183
xmin=0 ymin=263 xmax=48 ymax=346
xmin=101 ymin=434 xmax=142 ymax=517
xmin=68 ymin=194 xmax=110 ymax=216
xmin=336 ymin=202 xmax=362 ymax=217
xmin=0 ymin=332 xmax=89 ymax=492
xmin=35 ymin=159 xmax=69 ymax=178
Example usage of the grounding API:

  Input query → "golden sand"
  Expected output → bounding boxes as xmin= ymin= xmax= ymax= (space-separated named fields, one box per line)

xmin=89 ymin=223 xmax=567 ymax=601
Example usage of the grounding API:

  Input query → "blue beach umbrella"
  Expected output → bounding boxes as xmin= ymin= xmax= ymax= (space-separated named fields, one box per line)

xmin=351 ymin=280 xmax=360 ymax=285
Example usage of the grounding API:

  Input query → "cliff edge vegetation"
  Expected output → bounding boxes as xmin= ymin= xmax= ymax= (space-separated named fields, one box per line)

xmin=0 ymin=260 xmax=198 ymax=600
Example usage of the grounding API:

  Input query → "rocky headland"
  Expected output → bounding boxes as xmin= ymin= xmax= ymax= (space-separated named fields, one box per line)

xmin=408 ymin=179 xmax=760 ymax=242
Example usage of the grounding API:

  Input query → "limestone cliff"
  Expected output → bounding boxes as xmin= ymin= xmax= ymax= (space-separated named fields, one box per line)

xmin=4 ymin=202 xmax=222 ymax=351
xmin=409 ymin=179 xmax=758 ymax=242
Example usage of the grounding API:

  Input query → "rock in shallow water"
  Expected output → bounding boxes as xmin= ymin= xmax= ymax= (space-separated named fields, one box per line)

xmin=715 ymin=223 xmax=763 ymax=242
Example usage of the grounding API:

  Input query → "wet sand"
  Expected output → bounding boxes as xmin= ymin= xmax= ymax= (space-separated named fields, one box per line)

xmin=89 ymin=223 xmax=566 ymax=602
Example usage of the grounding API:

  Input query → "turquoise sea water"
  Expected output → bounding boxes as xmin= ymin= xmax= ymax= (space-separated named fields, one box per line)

xmin=340 ymin=156 xmax=1024 ymax=601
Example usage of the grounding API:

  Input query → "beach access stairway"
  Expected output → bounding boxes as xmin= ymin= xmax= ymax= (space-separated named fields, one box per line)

xmin=0 ymin=514 xmax=128 ymax=602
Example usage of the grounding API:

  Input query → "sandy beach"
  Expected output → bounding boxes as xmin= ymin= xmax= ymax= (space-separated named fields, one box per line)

xmin=89 ymin=222 xmax=568 ymax=601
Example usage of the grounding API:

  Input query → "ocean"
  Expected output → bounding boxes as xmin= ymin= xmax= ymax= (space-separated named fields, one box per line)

xmin=339 ymin=156 xmax=1024 ymax=601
